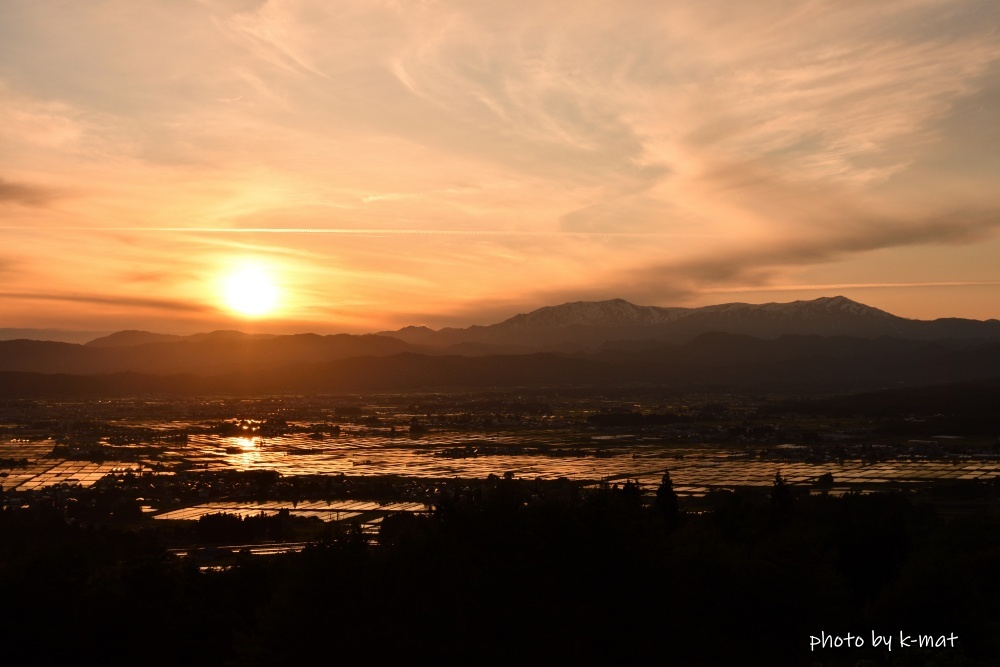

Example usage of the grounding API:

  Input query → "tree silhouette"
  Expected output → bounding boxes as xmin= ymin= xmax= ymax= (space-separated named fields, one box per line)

xmin=655 ymin=470 xmax=679 ymax=529
xmin=770 ymin=470 xmax=794 ymax=523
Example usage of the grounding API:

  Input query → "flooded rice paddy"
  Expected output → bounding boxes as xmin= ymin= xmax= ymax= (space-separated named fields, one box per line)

xmin=4 ymin=426 xmax=1000 ymax=500
xmin=4 ymin=417 xmax=1000 ymax=540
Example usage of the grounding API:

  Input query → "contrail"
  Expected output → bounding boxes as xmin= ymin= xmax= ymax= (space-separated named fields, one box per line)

xmin=1 ymin=226 xmax=717 ymax=239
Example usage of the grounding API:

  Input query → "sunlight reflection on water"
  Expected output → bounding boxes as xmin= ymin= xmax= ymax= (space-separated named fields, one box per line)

xmin=6 ymin=428 xmax=1000 ymax=495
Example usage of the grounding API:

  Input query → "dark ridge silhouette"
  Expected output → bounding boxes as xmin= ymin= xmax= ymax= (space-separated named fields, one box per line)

xmin=0 ymin=332 xmax=415 ymax=375
xmin=0 ymin=328 xmax=110 ymax=344
xmin=4 ymin=333 xmax=1000 ymax=397
xmin=84 ymin=330 xmax=185 ymax=347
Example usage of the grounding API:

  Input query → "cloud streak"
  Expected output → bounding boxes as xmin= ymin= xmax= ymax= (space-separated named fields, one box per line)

xmin=0 ymin=177 xmax=60 ymax=207
xmin=619 ymin=208 xmax=1000 ymax=300
xmin=0 ymin=291 xmax=212 ymax=314
xmin=700 ymin=281 xmax=1000 ymax=294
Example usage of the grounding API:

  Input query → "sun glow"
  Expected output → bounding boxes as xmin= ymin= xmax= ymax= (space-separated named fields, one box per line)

xmin=221 ymin=263 xmax=280 ymax=317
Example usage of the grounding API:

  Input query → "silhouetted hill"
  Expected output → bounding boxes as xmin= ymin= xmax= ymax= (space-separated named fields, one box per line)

xmin=0 ymin=332 xmax=414 ymax=375
xmin=85 ymin=330 xmax=184 ymax=347
xmin=84 ymin=329 xmax=280 ymax=347
xmin=5 ymin=334 xmax=1000 ymax=397
xmin=0 ymin=328 xmax=111 ymax=344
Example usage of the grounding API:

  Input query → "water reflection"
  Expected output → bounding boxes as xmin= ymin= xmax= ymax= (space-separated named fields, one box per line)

xmin=224 ymin=436 xmax=260 ymax=453
xmin=9 ymin=422 xmax=1000 ymax=495
xmin=221 ymin=436 xmax=268 ymax=468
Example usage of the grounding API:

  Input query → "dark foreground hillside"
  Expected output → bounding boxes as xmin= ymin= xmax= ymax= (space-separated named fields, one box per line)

xmin=3 ymin=478 xmax=999 ymax=666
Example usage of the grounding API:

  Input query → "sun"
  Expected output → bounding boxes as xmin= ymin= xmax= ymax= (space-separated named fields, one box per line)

xmin=221 ymin=263 xmax=280 ymax=317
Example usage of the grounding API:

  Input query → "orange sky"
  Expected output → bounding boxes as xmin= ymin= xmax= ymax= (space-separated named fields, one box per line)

xmin=2 ymin=0 xmax=999 ymax=335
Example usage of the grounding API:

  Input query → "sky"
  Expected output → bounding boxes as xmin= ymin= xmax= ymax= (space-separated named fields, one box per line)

xmin=2 ymin=0 xmax=999 ymax=335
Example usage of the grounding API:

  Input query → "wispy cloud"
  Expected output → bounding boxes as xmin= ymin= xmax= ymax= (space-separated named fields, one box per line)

xmin=621 ymin=208 xmax=1000 ymax=299
xmin=18 ymin=226 xmax=715 ymax=239
xmin=0 ymin=177 xmax=60 ymax=207
xmin=0 ymin=291 xmax=211 ymax=313
xmin=701 ymin=281 xmax=1000 ymax=294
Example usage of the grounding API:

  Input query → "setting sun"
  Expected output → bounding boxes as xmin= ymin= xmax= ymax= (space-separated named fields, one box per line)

xmin=221 ymin=263 xmax=280 ymax=317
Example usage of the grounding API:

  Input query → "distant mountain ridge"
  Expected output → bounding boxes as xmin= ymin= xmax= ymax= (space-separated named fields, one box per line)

xmin=84 ymin=329 xmax=278 ymax=347
xmin=84 ymin=330 xmax=184 ymax=347
xmin=2 ymin=296 xmax=999 ymax=388
xmin=0 ymin=328 xmax=112 ymax=344
xmin=380 ymin=296 xmax=1000 ymax=349
xmin=0 ymin=332 xmax=411 ymax=375
xmin=71 ymin=296 xmax=1000 ymax=352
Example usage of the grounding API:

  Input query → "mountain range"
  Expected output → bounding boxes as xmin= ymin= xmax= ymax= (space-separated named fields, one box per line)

xmin=2 ymin=296 xmax=999 ymax=394
xmin=378 ymin=296 xmax=1000 ymax=350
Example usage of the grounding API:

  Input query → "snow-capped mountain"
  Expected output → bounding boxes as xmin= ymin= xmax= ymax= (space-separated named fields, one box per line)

xmin=696 ymin=295 xmax=893 ymax=319
xmin=382 ymin=296 xmax=1000 ymax=350
xmin=489 ymin=299 xmax=691 ymax=331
